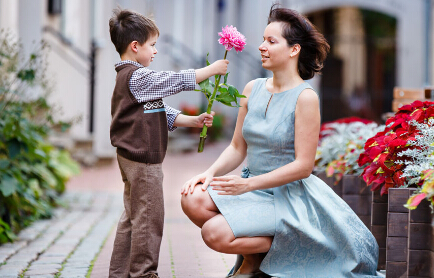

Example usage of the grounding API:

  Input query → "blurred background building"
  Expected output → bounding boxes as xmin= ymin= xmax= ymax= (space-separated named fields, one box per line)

xmin=0 ymin=0 xmax=432 ymax=163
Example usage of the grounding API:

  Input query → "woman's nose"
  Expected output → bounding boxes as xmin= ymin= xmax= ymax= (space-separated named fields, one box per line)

xmin=258 ymin=43 xmax=266 ymax=51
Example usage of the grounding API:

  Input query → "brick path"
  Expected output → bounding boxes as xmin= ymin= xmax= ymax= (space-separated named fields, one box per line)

xmin=0 ymin=140 xmax=239 ymax=278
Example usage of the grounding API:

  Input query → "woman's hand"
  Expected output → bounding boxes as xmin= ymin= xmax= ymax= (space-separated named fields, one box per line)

xmin=209 ymin=175 xmax=250 ymax=195
xmin=181 ymin=171 xmax=214 ymax=195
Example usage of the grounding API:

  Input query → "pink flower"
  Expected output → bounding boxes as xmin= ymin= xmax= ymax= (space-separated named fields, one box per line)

xmin=218 ymin=25 xmax=246 ymax=52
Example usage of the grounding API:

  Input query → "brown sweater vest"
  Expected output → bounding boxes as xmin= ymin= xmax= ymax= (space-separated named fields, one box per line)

xmin=110 ymin=63 xmax=168 ymax=163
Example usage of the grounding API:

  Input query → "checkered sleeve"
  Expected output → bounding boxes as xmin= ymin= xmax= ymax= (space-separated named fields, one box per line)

xmin=164 ymin=103 xmax=181 ymax=132
xmin=130 ymin=68 xmax=196 ymax=103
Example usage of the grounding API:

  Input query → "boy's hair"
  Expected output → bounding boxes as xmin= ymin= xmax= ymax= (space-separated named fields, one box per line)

xmin=109 ymin=8 xmax=160 ymax=55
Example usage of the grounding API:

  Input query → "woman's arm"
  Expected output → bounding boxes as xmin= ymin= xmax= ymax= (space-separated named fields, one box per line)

xmin=181 ymin=80 xmax=255 ymax=194
xmin=210 ymin=88 xmax=320 ymax=195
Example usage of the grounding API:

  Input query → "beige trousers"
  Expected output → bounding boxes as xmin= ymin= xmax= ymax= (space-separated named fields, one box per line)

xmin=109 ymin=155 xmax=164 ymax=278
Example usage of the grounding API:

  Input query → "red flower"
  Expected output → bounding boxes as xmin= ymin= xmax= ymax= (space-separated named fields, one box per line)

xmin=357 ymin=100 xmax=434 ymax=195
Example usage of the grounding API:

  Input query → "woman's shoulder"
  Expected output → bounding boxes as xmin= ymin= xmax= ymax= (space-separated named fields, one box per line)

xmin=296 ymin=87 xmax=319 ymax=112
xmin=243 ymin=78 xmax=266 ymax=97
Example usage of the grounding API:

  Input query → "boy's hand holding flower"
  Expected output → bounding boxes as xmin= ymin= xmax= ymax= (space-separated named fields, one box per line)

xmin=197 ymin=25 xmax=246 ymax=152
xmin=210 ymin=60 xmax=229 ymax=76
xmin=195 ymin=111 xmax=215 ymax=128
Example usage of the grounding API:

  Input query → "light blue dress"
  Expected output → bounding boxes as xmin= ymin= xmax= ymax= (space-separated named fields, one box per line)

xmin=207 ymin=78 xmax=380 ymax=278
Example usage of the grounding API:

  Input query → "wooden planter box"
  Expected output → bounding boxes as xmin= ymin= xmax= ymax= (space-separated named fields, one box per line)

xmin=314 ymin=171 xmax=343 ymax=197
xmin=341 ymin=174 xmax=372 ymax=228
xmin=386 ymin=188 xmax=434 ymax=278
xmin=371 ymin=190 xmax=389 ymax=270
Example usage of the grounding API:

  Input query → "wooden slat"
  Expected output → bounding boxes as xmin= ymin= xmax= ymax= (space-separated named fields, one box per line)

xmin=409 ymin=223 xmax=433 ymax=250
xmin=372 ymin=203 xmax=388 ymax=225
xmin=378 ymin=247 xmax=386 ymax=271
xmin=389 ymin=188 xmax=411 ymax=213
xmin=343 ymin=194 xmax=371 ymax=216
xmin=387 ymin=236 xmax=408 ymax=262
xmin=388 ymin=212 xmax=409 ymax=237
xmin=409 ymin=200 xmax=432 ymax=223
xmin=386 ymin=261 xmax=407 ymax=277
xmin=358 ymin=215 xmax=371 ymax=229
xmin=372 ymin=191 xmax=388 ymax=203
xmin=372 ymin=225 xmax=387 ymax=248
xmin=408 ymin=250 xmax=434 ymax=277
xmin=393 ymin=87 xmax=425 ymax=99
xmin=342 ymin=175 xmax=370 ymax=195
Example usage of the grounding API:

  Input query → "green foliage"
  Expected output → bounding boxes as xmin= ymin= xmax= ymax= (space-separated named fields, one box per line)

xmin=0 ymin=31 xmax=80 ymax=244
xmin=198 ymin=53 xmax=245 ymax=108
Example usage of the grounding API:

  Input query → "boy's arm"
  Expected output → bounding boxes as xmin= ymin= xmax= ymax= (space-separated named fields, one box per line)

xmin=130 ymin=68 xmax=196 ymax=103
xmin=165 ymin=104 xmax=181 ymax=131
xmin=130 ymin=60 xmax=228 ymax=103
xmin=173 ymin=111 xmax=215 ymax=128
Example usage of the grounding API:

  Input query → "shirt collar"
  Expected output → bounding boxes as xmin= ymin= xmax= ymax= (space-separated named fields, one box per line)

xmin=115 ymin=60 xmax=143 ymax=68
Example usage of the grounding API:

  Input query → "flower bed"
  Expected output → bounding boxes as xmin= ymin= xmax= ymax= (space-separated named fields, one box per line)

xmin=356 ymin=100 xmax=434 ymax=275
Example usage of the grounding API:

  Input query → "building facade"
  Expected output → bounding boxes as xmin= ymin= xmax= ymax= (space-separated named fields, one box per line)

xmin=0 ymin=0 xmax=432 ymax=160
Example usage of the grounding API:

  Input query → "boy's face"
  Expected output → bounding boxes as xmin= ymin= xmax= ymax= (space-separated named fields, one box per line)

xmin=137 ymin=34 xmax=158 ymax=67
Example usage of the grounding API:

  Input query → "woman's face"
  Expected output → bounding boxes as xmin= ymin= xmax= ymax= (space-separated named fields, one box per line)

xmin=259 ymin=22 xmax=293 ymax=70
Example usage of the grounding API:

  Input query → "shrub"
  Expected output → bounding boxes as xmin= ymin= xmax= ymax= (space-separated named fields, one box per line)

xmin=0 ymin=31 xmax=79 ymax=243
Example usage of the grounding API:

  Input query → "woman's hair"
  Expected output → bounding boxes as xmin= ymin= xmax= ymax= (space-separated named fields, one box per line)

xmin=109 ymin=8 xmax=159 ymax=55
xmin=268 ymin=4 xmax=330 ymax=80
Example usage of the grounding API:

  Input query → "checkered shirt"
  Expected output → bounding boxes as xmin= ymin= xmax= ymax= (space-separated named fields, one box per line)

xmin=115 ymin=60 xmax=196 ymax=131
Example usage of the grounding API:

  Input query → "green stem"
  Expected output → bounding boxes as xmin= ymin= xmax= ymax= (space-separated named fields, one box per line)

xmin=198 ymin=50 xmax=228 ymax=153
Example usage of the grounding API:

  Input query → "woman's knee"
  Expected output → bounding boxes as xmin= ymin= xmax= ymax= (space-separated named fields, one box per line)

xmin=181 ymin=188 xmax=207 ymax=216
xmin=201 ymin=217 xmax=233 ymax=252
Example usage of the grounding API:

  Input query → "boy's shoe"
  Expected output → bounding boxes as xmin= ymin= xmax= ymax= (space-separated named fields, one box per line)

xmin=143 ymin=273 xmax=160 ymax=278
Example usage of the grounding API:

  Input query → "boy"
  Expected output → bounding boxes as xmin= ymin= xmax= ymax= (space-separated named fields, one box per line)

xmin=108 ymin=8 xmax=229 ymax=278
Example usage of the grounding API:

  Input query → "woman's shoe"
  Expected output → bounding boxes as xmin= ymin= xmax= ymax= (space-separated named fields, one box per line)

xmin=231 ymin=269 xmax=271 ymax=278
xmin=230 ymin=269 xmax=255 ymax=278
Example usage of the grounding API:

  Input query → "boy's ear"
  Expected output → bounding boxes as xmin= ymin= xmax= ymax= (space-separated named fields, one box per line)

xmin=130 ymin=41 xmax=139 ymax=53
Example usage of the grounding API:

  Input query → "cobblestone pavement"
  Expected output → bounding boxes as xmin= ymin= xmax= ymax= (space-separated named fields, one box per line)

xmin=0 ymin=140 xmax=239 ymax=278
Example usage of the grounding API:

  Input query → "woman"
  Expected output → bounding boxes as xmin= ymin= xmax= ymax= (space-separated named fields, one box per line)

xmin=181 ymin=5 xmax=381 ymax=278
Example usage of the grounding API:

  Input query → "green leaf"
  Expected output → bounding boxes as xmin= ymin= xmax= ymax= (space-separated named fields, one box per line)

xmin=228 ymin=85 xmax=238 ymax=97
xmin=32 ymin=164 xmax=57 ymax=188
xmin=215 ymin=90 xmax=238 ymax=107
xmin=0 ymin=174 xmax=18 ymax=197
xmin=7 ymin=139 xmax=21 ymax=159
xmin=205 ymin=53 xmax=210 ymax=66
xmin=224 ymin=73 xmax=229 ymax=84
xmin=198 ymin=78 xmax=213 ymax=99
xmin=0 ymin=159 xmax=10 ymax=170
xmin=218 ymin=87 xmax=228 ymax=94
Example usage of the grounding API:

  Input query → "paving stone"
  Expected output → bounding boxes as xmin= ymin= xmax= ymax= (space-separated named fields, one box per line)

xmin=58 ymin=274 xmax=87 ymax=278
xmin=0 ymin=273 xmax=20 ymax=278
xmin=24 ymin=268 xmax=59 ymax=275
xmin=0 ymin=267 xmax=23 ymax=276
xmin=23 ymin=275 xmax=55 ymax=278
xmin=28 ymin=263 xmax=62 ymax=270
xmin=32 ymin=256 xmax=65 ymax=264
